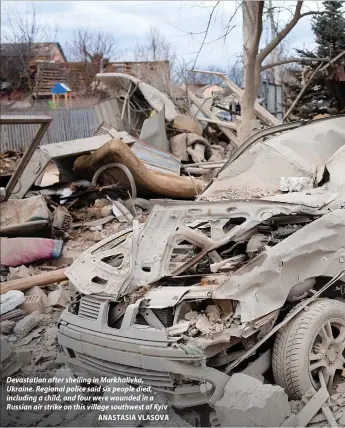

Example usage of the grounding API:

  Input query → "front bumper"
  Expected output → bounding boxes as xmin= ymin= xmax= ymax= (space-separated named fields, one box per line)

xmin=58 ymin=297 xmax=230 ymax=408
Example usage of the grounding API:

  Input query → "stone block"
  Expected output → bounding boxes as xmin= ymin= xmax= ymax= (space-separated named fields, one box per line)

xmin=47 ymin=287 xmax=70 ymax=308
xmin=215 ymin=373 xmax=291 ymax=427
xmin=0 ymin=320 xmax=16 ymax=334
xmin=20 ymin=286 xmax=48 ymax=314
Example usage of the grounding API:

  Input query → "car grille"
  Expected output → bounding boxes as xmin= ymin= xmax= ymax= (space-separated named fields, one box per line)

xmin=78 ymin=296 xmax=102 ymax=320
xmin=74 ymin=352 xmax=174 ymax=388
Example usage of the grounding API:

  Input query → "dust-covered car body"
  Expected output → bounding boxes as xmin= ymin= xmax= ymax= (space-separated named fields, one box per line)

xmin=58 ymin=117 xmax=345 ymax=407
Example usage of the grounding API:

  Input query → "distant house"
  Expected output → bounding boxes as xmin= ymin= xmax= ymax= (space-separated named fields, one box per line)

xmin=105 ymin=61 xmax=170 ymax=77
xmin=187 ymin=83 xmax=225 ymax=98
xmin=0 ymin=42 xmax=67 ymax=98
xmin=0 ymin=42 xmax=66 ymax=64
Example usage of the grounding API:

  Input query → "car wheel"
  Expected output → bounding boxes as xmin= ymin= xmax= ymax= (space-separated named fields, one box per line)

xmin=272 ymin=298 xmax=345 ymax=399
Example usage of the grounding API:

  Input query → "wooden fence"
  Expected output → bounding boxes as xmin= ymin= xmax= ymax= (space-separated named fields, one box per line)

xmin=0 ymin=108 xmax=99 ymax=152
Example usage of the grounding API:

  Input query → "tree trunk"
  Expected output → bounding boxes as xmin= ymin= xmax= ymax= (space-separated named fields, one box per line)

xmin=238 ymin=1 xmax=264 ymax=143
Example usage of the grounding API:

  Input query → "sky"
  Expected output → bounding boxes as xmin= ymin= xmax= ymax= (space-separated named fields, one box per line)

xmin=0 ymin=1 xmax=321 ymax=70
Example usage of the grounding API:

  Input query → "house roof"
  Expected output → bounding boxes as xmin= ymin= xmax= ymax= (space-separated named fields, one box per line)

xmin=0 ymin=42 xmax=66 ymax=62
xmin=51 ymin=82 xmax=71 ymax=94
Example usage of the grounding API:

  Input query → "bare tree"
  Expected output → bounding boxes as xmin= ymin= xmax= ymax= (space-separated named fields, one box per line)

xmin=134 ymin=27 xmax=173 ymax=62
xmin=69 ymin=28 xmax=115 ymax=64
xmin=67 ymin=27 xmax=116 ymax=95
xmin=189 ymin=1 xmax=330 ymax=142
xmin=239 ymin=1 xmax=330 ymax=141
xmin=132 ymin=27 xmax=175 ymax=93
xmin=227 ymin=54 xmax=244 ymax=87
xmin=1 ymin=2 xmax=56 ymax=100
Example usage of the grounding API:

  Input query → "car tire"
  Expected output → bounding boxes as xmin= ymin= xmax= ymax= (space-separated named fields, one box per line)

xmin=272 ymin=298 xmax=345 ymax=399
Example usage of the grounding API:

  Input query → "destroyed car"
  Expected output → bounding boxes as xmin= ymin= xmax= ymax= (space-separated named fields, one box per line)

xmin=58 ymin=116 xmax=345 ymax=407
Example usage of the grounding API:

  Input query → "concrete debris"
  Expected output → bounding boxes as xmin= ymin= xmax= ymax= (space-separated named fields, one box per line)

xmin=166 ymin=320 xmax=191 ymax=336
xmin=184 ymin=310 xmax=199 ymax=321
xmin=1 ymin=78 xmax=345 ymax=428
xmin=13 ymin=310 xmax=41 ymax=339
xmin=215 ymin=373 xmax=291 ymax=427
xmin=195 ymin=314 xmax=214 ymax=334
xmin=0 ymin=290 xmax=25 ymax=315
xmin=205 ymin=305 xmax=222 ymax=318
xmin=7 ymin=265 xmax=33 ymax=281
xmin=47 ymin=287 xmax=70 ymax=308
xmin=280 ymin=176 xmax=313 ymax=192
xmin=0 ymin=320 xmax=16 ymax=334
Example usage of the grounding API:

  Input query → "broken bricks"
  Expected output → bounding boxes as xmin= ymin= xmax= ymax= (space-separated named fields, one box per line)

xmin=20 ymin=286 xmax=48 ymax=314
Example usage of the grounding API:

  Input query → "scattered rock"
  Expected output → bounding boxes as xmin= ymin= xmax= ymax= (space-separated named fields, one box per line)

xmin=7 ymin=265 xmax=33 ymax=281
xmin=289 ymin=400 xmax=300 ymax=415
xmin=15 ymin=349 xmax=32 ymax=365
xmin=337 ymin=383 xmax=345 ymax=394
xmin=215 ymin=373 xmax=291 ymax=427
xmin=195 ymin=314 xmax=213 ymax=334
xmin=47 ymin=287 xmax=70 ymax=308
xmin=13 ymin=311 xmax=41 ymax=339
xmin=189 ymin=328 xmax=199 ymax=337
xmin=45 ymin=327 xmax=58 ymax=340
xmin=205 ymin=305 xmax=221 ymax=318
xmin=0 ymin=320 xmax=16 ymax=334
xmin=280 ymin=176 xmax=313 ymax=193
xmin=166 ymin=321 xmax=190 ymax=336
xmin=185 ymin=311 xmax=199 ymax=321
xmin=17 ymin=327 xmax=43 ymax=345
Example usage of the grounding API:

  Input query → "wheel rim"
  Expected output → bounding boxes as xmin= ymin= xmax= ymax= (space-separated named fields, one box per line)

xmin=309 ymin=318 xmax=345 ymax=392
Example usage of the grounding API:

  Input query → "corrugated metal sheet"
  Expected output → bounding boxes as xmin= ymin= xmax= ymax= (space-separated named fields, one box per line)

xmin=132 ymin=140 xmax=180 ymax=175
xmin=0 ymin=108 xmax=98 ymax=152
xmin=260 ymin=81 xmax=285 ymax=120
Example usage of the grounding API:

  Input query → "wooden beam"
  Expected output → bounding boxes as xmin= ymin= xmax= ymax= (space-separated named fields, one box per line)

xmin=183 ymin=86 xmax=239 ymax=147
xmin=187 ymin=69 xmax=281 ymax=127
xmin=0 ymin=268 xmax=67 ymax=294
xmin=196 ymin=116 xmax=237 ymax=130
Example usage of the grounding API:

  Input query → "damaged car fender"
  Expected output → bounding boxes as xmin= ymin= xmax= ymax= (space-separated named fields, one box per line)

xmin=213 ymin=209 xmax=345 ymax=322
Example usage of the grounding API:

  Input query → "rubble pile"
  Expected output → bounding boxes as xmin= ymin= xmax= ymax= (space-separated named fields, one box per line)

xmin=169 ymin=304 xmax=236 ymax=338
xmin=0 ymin=74 xmax=344 ymax=428
xmin=212 ymin=374 xmax=345 ymax=428
xmin=0 ymin=150 xmax=22 ymax=176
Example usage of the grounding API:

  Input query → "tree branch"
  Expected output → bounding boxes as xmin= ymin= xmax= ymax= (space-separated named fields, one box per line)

xmin=258 ymin=0 xmax=303 ymax=64
xmin=192 ymin=1 xmax=220 ymax=69
xmin=261 ymin=57 xmax=329 ymax=71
